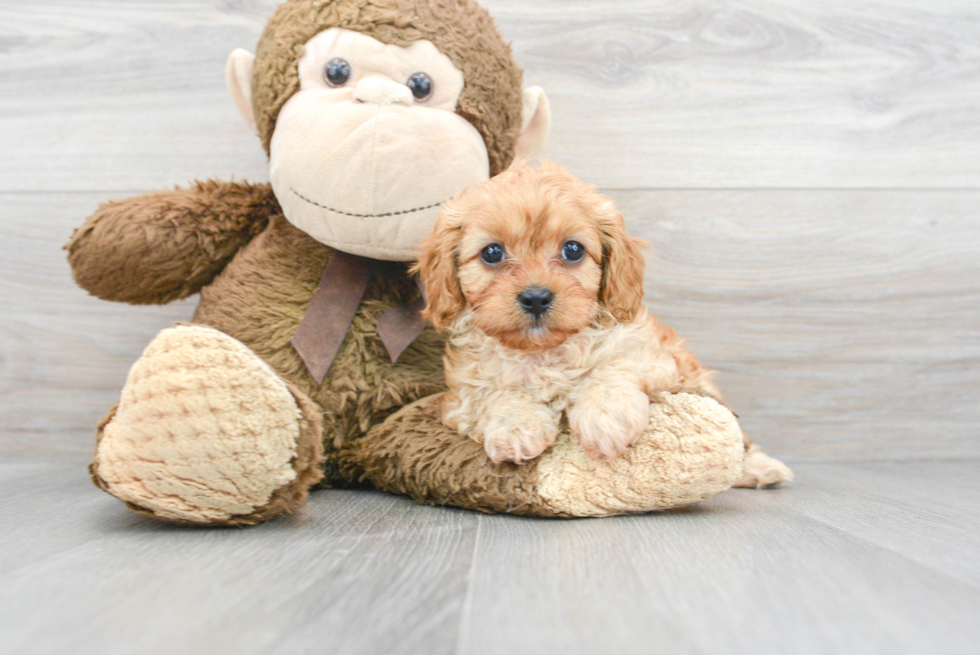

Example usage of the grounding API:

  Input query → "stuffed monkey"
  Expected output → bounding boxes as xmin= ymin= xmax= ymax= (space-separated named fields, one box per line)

xmin=67 ymin=0 xmax=788 ymax=526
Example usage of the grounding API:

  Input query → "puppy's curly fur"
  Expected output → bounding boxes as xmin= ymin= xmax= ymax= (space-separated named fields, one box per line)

xmin=414 ymin=162 xmax=792 ymax=486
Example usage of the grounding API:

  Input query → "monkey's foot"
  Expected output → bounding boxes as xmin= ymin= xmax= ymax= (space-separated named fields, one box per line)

xmin=733 ymin=443 xmax=794 ymax=489
xmin=91 ymin=325 xmax=323 ymax=525
xmin=342 ymin=391 xmax=745 ymax=517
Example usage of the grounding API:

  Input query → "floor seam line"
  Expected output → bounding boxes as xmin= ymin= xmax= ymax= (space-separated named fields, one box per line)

xmin=453 ymin=513 xmax=482 ymax=655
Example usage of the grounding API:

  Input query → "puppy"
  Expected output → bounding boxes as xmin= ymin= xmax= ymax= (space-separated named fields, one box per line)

xmin=414 ymin=161 xmax=792 ymax=486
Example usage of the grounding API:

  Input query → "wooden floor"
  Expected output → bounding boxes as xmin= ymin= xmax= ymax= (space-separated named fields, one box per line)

xmin=2 ymin=457 xmax=979 ymax=654
xmin=2 ymin=1 xmax=979 ymax=653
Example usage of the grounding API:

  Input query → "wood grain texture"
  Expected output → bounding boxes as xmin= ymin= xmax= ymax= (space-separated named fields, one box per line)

xmin=2 ymin=1 xmax=980 ymax=191
xmin=0 ymin=458 xmax=478 ymax=655
xmin=0 ymin=192 xmax=196 ymax=456
xmin=2 ymin=459 xmax=978 ymax=655
xmin=457 ymin=460 xmax=980 ymax=655
xmin=505 ymin=0 xmax=980 ymax=189
xmin=609 ymin=188 xmax=980 ymax=460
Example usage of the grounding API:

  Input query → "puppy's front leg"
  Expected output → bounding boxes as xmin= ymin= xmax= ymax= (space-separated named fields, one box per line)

xmin=568 ymin=370 xmax=650 ymax=459
xmin=447 ymin=389 xmax=561 ymax=464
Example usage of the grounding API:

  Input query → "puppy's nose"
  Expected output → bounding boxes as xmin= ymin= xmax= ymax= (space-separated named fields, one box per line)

xmin=518 ymin=287 xmax=554 ymax=318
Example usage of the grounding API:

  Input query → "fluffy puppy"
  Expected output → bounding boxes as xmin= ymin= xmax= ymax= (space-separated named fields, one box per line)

xmin=414 ymin=161 xmax=792 ymax=486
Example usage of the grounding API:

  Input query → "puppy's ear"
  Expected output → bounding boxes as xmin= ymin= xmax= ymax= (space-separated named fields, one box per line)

xmin=596 ymin=201 xmax=646 ymax=323
xmin=412 ymin=206 xmax=466 ymax=331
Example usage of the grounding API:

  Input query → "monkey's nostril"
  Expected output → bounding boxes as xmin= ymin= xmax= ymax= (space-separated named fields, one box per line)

xmin=518 ymin=287 xmax=554 ymax=318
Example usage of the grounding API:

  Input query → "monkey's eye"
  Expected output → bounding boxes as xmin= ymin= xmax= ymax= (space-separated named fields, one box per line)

xmin=561 ymin=241 xmax=585 ymax=262
xmin=324 ymin=58 xmax=351 ymax=87
xmin=480 ymin=243 xmax=505 ymax=265
xmin=406 ymin=72 xmax=433 ymax=101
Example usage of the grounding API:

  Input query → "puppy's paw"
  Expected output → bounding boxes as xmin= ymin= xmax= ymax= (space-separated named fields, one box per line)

xmin=734 ymin=443 xmax=794 ymax=488
xmin=477 ymin=405 xmax=560 ymax=464
xmin=569 ymin=385 xmax=650 ymax=459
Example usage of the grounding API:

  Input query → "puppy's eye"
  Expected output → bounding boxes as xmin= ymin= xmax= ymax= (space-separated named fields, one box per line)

xmin=561 ymin=240 xmax=585 ymax=262
xmin=480 ymin=243 xmax=505 ymax=265
xmin=406 ymin=72 xmax=433 ymax=101
xmin=324 ymin=58 xmax=351 ymax=87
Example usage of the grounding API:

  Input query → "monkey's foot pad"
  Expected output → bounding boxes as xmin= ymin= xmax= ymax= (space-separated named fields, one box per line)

xmin=346 ymin=391 xmax=745 ymax=517
xmin=91 ymin=325 xmax=323 ymax=526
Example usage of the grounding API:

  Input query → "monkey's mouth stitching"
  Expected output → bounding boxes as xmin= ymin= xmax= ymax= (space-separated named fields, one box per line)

xmin=291 ymin=187 xmax=444 ymax=218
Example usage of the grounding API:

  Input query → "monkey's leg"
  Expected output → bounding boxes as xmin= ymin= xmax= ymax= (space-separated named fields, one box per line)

xmin=733 ymin=436 xmax=795 ymax=489
xmin=665 ymin=385 xmax=794 ymax=489
xmin=90 ymin=325 xmax=324 ymax=526
xmin=339 ymin=391 xmax=745 ymax=517
xmin=663 ymin=329 xmax=794 ymax=489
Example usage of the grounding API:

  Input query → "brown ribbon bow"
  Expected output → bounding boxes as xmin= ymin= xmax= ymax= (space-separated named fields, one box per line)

xmin=291 ymin=251 xmax=426 ymax=384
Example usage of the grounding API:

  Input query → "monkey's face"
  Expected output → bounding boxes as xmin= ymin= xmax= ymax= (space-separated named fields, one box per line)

xmin=268 ymin=28 xmax=490 ymax=261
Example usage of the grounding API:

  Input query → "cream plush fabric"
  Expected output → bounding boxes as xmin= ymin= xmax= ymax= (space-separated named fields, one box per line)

xmin=269 ymin=29 xmax=491 ymax=260
xmin=95 ymin=326 xmax=306 ymax=523
xmin=534 ymin=392 xmax=746 ymax=516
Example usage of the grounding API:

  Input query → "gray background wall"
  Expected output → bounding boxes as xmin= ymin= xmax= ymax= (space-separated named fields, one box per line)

xmin=2 ymin=0 xmax=979 ymax=462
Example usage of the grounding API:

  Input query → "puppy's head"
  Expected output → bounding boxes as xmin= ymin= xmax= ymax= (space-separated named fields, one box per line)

xmin=413 ymin=160 xmax=646 ymax=351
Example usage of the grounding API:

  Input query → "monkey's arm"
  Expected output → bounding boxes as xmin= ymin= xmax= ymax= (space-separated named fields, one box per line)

xmin=66 ymin=180 xmax=278 ymax=304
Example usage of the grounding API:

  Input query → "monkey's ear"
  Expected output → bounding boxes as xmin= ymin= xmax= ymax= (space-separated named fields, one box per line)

xmin=226 ymin=48 xmax=257 ymax=133
xmin=514 ymin=87 xmax=551 ymax=161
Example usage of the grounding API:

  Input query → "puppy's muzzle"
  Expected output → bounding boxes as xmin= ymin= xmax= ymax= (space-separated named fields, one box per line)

xmin=518 ymin=287 xmax=554 ymax=319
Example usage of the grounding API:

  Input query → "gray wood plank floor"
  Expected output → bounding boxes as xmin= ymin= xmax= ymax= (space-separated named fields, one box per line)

xmin=2 ymin=457 xmax=979 ymax=655
xmin=2 ymin=0 xmax=979 ymax=653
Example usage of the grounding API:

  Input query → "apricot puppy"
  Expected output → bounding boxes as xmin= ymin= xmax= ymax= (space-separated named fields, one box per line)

xmin=414 ymin=161 xmax=723 ymax=464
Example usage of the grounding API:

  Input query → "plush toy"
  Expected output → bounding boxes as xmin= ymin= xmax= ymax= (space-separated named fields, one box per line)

xmin=66 ymin=0 xmax=790 ymax=526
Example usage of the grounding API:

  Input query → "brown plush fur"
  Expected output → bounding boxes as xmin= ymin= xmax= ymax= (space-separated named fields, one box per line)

xmin=66 ymin=181 xmax=278 ymax=304
xmin=191 ymin=212 xmax=447 ymax=484
xmin=70 ymin=187 xmax=447 ymax=490
xmin=67 ymin=0 xmax=521 ymax=500
xmin=253 ymin=0 xmax=523 ymax=176
xmin=340 ymin=394 xmax=552 ymax=516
